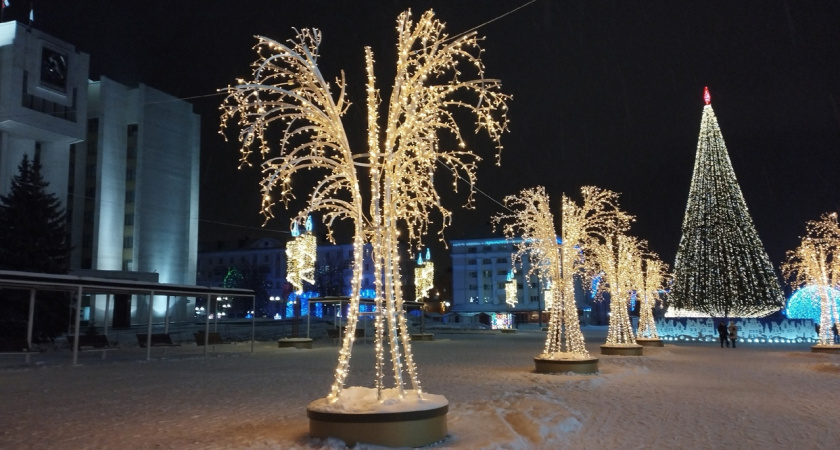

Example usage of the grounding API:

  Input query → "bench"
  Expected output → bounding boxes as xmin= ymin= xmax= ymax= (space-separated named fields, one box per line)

xmin=326 ymin=327 xmax=365 ymax=342
xmin=136 ymin=333 xmax=181 ymax=348
xmin=193 ymin=331 xmax=225 ymax=346
xmin=72 ymin=334 xmax=117 ymax=359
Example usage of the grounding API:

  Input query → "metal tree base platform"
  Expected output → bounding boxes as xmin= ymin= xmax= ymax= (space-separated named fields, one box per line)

xmin=534 ymin=357 xmax=599 ymax=374
xmin=811 ymin=344 xmax=840 ymax=354
xmin=636 ymin=338 xmax=664 ymax=347
xmin=307 ymin=404 xmax=448 ymax=448
xmin=600 ymin=344 xmax=644 ymax=356
xmin=277 ymin=338 xmax=313 ymax=349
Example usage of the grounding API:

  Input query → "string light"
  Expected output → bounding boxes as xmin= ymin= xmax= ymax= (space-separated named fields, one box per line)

xmin=414 ymin=250 xmax=435 ymax=301
xmin=782 ymin=212 xmax=840 ymax=345
xmin=505 ymin=269 xmax=517 ymax=307
xmin=636 ymin=254 xmax=669 ymax=339
xmin=220 ymin=9 xmax=509 ymax=404
xmin=591 ymin=234 xmax=645 ymax=345
xmin=286 ymin=219 xmax=317 ymax=294
xmin=494 ymin=187 xmax=589 ymax=358
xmin=671 ymin=88 xmax=784 ymax=318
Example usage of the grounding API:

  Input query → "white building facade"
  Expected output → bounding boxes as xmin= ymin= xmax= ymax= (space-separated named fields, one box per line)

xmin=0 ymin=22 xmax=199 ymax=326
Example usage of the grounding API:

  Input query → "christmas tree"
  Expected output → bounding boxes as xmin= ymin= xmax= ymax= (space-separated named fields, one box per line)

xmin=671 ymin=88 xmax=784 ymax=317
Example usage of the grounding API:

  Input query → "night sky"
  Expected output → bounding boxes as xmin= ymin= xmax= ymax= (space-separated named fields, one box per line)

xmin=24 ymin=1 xmax=840 ymax=285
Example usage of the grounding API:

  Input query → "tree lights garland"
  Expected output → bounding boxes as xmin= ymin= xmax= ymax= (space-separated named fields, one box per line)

xmin=494 ymin=187 xmax=589 ymax=359
xmin=590 ymin=234 xmax=645 ymax=345
xmin=671 ymin=87 xmax=784 ymax=318
xmin=782 ymin=213 xmax=840 ymax=345
xmin=220 ymin=9 xmax=509 ymax=404
xmin=636 ymin=254 xmax=669 ymax=339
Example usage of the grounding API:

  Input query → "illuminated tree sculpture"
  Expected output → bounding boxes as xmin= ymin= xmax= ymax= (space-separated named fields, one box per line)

xmin=494 ymin=187 xmax=578 ymax=358
xmin=671 ymin=87 xmax=784 ymax=318
xmin=221 ymin=7 xmax=509 ymax=417
xmin=636 ymin=254 xmax=669 ymax=340
xmin=782 ymin=213 xmax=840 ymax=346
xmin=590 ymin=233 xmax=645 ymax=347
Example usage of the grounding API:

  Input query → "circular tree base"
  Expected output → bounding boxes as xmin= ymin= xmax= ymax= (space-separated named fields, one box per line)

xmin=636 ymin=338 xmax=664 ymax=347
xmin=307 ymin=404 xmax=448 ymax=448
xmin=410 ymin=333 xmax=435 ymax=341
xmin=811 ymin=345 xmax=840 ymax=354
xmin=600 ymin=344 xmax=644 ymax=356
xmin=277 ymin=338 xmax=313 ymax=349
xmin=534 ymin=357 xmax=599 ymax=374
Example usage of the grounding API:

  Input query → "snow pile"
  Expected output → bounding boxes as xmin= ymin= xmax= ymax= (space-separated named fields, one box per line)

xmin=308 ymin=387 xmax=447 ymax=413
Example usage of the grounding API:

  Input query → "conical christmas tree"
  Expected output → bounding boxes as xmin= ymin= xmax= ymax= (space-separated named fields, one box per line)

xmin=671 ymin=87 xmax=784 ymax=318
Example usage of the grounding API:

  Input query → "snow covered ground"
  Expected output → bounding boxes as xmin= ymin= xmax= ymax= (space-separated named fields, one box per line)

xmin=1 ymin=326 xmax=838 ymax=449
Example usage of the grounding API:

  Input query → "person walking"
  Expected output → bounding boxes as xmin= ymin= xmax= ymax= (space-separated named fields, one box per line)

xmin=832 ymin=323 xmax=839 ymax=344
xmin=717 ymin=321 xmax=729 ymax=348
xmin=728 ymin=321 xmax=738 ymax=348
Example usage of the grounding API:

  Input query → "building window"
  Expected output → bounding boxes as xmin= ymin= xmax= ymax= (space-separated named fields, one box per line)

xmin=496 ymin=257 xmax=507 ymax=263
xmin=482 ymin=259 xmax=491 ymax=264
xmin=497 ymin=270 xmax=507 ymax=276
xmin=123 ymin=237 xmax=133 ymax=249
xmin=468 ymin=284 xmax=478 ymax=290
xmin=467 ymin=259 xmax=476 ymax=265
xmin=124 ymin=214 xmax=134 ymax=226
xmin=467 ymin=247 xmax=477 ymax=253
xmin=483 ymin=246 xmax=492 ymax=252
xmin=468 ymin=272 xmax=477 ymax=278
xmin=530 ymin=295 xmax=539 ymax=303
xmin=483 ymin=284 xmax=492 ymax=291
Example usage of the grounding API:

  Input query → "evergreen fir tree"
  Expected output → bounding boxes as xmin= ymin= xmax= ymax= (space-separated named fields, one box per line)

xmin=671 ymin=88 xmax=784 ymax=317
xmin=0 ymin=153 xmax=71 ymax=273
xmin=0 ymin=153 xmax=72 ymax=340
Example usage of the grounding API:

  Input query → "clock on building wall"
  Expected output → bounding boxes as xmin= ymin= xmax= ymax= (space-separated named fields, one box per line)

xmin=40 ymin=47 xmax=68 ymax=91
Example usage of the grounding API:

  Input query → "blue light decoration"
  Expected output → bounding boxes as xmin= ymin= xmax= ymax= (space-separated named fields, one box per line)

xmin=425 ymin=248 xmax=431 ymax=260
xmin=630 ymin=290 xmax=637 ymax=311
xmin=291 ymin=222 xmax=300 ymax=237
xmin=785 ymin=285 xmax=840 ymax=322
xmin=285 ymin=290 xmax=319 ymax=317
xmin=315 ymin=302 xmax=324 ymax=318
xmin=305 ymin=215 xmax=313 ymax=232
xmin=360 ymin=288 xmax=376 ymax=299
xmin=590 ymin=273 xmax=601 ymax=299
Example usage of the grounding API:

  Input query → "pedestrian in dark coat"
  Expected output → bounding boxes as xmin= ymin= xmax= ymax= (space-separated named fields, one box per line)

xmin=717 ymin=321 xmax=729 ymax=348
xmin=728 ymin=321 xmax=738 ymax=348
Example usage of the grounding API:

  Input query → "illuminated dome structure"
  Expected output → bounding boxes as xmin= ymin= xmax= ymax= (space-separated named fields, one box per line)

xmin=786 ymin=285 xmax=840 ymax=323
